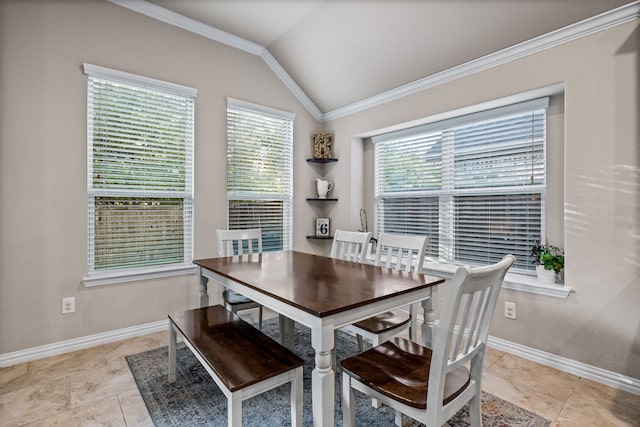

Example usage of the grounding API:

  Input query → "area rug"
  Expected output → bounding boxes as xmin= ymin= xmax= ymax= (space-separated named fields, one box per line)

xmin=126 ymin=318 xmax=550 ymax=426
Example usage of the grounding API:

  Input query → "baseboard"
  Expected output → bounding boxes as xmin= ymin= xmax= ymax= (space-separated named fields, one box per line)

xmin=2 ymin=319 xmax=638 ymax=397
xmin=488 ymin=335 xmax=640 ymax=396
xmin=0 ymin=319 xmax=168 ymax=368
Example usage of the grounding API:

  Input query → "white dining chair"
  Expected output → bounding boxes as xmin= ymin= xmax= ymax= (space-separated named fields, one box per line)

xmin=341 ymin=232 xmax=429 ymax=352
xmin=328 ymin=230 xmax=372 ymax=369
xmin=330 ymin=229 xmax=372 ymax=263
xmin=216 ymin=228 xmax=264 ymax=329
xmin=341 ymin=254 xmax=516 ymax=427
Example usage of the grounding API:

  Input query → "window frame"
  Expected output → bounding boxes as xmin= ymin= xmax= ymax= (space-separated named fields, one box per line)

xmin=82 ymin=64 xmax=197 ymax=286
xmin=371 ymin=95 xmax=569 ymax=298
xmin=225 ymin=98 xmax=294 ymax=252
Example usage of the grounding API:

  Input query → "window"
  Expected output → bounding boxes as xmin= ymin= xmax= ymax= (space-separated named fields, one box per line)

xmin=83 ymin=64 xmax=196 ymax=284
xmin=373 ymin=98 xmax=548 ymax=273
xmin=226 ymin=99 xmax=294 ymax=251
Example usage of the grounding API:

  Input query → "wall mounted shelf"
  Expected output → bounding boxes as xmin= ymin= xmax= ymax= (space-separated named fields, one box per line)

xmin=307 ymin=158 xmax=338 ymax=164
xmin=307 ymin=157 xmax=338 ymax=239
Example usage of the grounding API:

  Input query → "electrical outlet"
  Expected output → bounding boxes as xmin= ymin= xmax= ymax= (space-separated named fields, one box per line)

xmin=504 ymin=301 xmax=516 ymax=319
xmin=62 ymin=297 xmax=75 ymax=314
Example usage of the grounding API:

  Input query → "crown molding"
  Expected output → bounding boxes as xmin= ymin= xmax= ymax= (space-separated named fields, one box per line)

xmin=260 ymin=50 xmax=323 ymax=120
xmin=108 ymin=0 xmax=264 ymax=55
xmin=107 ymin=0 xmax=322 ymax=121
xmin=320 ymin=0 xmax=640 ymax=121
xmin=109 ymin=0 xmax=638 ymax=123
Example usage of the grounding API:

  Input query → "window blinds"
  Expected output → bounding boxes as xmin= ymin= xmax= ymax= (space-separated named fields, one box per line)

xmin=85 ymin=64 xmax=195 ymax=273
xmin=375 ymin=98 xmax=548 ymax=272
xmin=226 ymin=99 xmax=294 ymax=252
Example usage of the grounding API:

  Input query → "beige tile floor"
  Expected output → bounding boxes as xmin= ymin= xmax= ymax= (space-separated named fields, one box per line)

xmin=1 ymin=311 xmax=639 ymax=426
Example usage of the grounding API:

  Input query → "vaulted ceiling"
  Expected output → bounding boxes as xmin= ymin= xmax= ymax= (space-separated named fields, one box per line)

xmin=117 ymin=0 xmax=636 ymax=119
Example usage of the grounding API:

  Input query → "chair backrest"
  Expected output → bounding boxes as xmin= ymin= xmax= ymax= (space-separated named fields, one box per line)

xmin=330 ymin=230 xmax=372 ymax=262
xmin=373 ymin=232 xmax=428 ymax=273
xmin=216 ymin=229 xmax=263 ymax=256
xmin=426 ymin=254 xmax=515 ymax=422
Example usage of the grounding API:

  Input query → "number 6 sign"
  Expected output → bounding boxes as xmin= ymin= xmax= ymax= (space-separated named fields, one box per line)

xmin=315 ymin=218 xmax=330 ymax=237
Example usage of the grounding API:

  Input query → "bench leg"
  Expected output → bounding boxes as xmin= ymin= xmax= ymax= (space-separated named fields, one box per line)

xmin=291 ymin=366 xmax=303 ymax=427
xmin=168 ymin=322 xmax=177 ymax=383
xmin=228 ymin=393 xmax=242 ymax=427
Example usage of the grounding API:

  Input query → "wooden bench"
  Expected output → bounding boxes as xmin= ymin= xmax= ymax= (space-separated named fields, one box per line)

xmin=168 ymin=305 xmax=304 ymax=427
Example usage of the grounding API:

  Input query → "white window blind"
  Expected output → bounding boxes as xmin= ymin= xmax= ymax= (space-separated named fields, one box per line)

xmin=84 ymin=64 xmax=195 ymax=276
xmin=226 ymin=98 xmax=293 ymax=252
xmin=374 ymin=98 xmax=548 ymax=272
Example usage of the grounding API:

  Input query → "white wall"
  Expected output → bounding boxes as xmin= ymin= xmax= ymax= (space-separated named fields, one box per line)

xmin=323 ymin=20 xmax=640 ymax=378
xmin=0 ymin=0 xmax=319 ymax=354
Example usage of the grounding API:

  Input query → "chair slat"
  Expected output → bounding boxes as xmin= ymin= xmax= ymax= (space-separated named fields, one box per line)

xmin=451 ymin=293 xmax=470 ymax=358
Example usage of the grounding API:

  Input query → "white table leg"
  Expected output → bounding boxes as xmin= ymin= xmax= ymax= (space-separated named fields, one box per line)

xmin=198 ymin=269 xmax=209 ymax=308
xmin=311 ymin=325 xmax=335 ymax=427
xmin=421 ymin=287 xmax=437 ymax=348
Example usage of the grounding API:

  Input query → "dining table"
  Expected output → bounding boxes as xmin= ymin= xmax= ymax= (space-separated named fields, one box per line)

xmin=193 ymin=250 xmax=445 ymax=427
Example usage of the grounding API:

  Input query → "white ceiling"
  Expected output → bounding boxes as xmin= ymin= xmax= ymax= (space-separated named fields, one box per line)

xmin=140 ymin=0 xmax=633 ymax=115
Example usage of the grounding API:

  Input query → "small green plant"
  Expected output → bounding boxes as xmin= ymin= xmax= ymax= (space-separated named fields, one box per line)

xmin=531 ymin=241 xmax=564 ymax=273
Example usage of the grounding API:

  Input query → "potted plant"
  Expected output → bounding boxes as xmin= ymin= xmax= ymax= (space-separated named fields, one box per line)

xmin=531 ymin=241 xmax=564 ymax=283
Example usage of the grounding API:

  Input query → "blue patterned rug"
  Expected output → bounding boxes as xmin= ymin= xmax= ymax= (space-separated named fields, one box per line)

xmin=126 ymin=317 xmax=550 ymax=426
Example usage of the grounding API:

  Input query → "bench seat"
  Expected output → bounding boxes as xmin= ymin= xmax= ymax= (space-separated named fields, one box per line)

xmin=168 ymin=305 xmax=304 ymax=426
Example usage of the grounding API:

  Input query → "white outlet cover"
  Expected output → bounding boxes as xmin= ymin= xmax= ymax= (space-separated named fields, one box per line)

xmin=62 ymin=297 xmax=75 ymax=314
xmin=504 ymin=301 xmax=516 ymax=319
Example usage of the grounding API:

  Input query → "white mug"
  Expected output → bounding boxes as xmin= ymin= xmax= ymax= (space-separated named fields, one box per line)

xmin=316 ymin=179 xmax=333 ymax=199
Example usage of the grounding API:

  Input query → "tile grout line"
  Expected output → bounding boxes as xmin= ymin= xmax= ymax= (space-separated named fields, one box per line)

xmin=116 ymin=391 xmax=129 ymax=426
xmin=552 ymin=376 xmax=582 ymax=422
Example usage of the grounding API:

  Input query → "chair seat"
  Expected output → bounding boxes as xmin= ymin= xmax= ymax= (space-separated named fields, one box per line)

xmin=352 ymin=310 xmax=410 ymax=334
xmin=223 ymin=289 xmax=256 ymax=305
xmin=340 ymin=337 xmax=470 ymax=409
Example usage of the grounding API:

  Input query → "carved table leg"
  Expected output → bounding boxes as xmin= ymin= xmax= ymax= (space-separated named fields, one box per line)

xmin=421 ymin=287 xmax=437 ymax=348
xmin=311 ymin=325 xmax=335 ymax=427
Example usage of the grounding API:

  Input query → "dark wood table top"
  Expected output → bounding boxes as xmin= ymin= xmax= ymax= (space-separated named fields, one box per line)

xmin=194 ymin=251 xmax=445 ymax=318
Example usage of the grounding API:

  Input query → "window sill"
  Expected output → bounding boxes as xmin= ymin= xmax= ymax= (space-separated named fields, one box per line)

xmin=365 ymin=254 xmax=572 ymax=299
xmin=421 ymin=261 xmax=572 ymax=299
xmin=83 ymin=263 xmax=198 ymax=287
